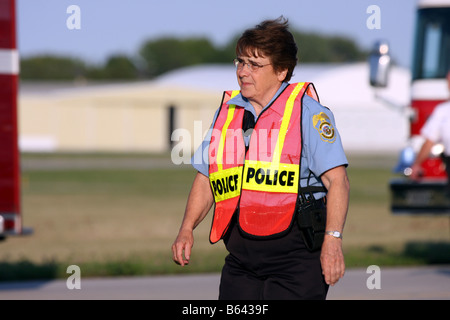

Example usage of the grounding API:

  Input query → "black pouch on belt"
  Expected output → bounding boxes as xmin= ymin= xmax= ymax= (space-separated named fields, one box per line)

xmin=297 ymin=193 xmax=327 ymax=252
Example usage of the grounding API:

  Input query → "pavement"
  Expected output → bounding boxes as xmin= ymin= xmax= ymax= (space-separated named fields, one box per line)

xmin=0 ymin=265 xmax=449 ymax=300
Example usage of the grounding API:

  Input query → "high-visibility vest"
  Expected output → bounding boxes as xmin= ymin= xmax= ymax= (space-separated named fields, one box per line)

xmin=208 ymin=82 xmax=319 ymax=243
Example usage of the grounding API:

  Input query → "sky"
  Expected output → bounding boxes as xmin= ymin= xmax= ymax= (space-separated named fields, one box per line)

xmin=17 ymin=0 xmax=418 ymax=68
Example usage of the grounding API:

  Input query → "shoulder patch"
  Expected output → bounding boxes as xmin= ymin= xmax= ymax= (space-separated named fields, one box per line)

xmin=313 ymin=112 xmax=336 ymax=143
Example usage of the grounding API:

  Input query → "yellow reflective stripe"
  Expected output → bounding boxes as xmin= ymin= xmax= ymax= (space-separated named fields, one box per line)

xmin=217 ymin=90 xmax=240 ymax=171
xmin=271 ymin=82 xmax=305 ymax=169
xmin=242 ymin=160 xmax=299 ymax=193
xmin=210 ymin=166 xmax=242 ymax=202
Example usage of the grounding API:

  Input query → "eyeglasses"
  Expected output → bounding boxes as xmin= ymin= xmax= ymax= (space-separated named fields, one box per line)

xmin=233 ymin=58 xmax=271 ymax=72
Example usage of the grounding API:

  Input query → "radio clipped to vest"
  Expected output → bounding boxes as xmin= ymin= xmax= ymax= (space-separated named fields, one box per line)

xmin=296 ymin=187 xmax=327 ymax=252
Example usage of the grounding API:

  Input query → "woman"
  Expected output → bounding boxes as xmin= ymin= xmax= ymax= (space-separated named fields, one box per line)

xmin=172 ymin=16 xmax=350 ymax=300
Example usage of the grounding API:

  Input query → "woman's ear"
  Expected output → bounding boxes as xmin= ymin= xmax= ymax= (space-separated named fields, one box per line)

xmin=277 ymin=68 xmax=288 ymax=82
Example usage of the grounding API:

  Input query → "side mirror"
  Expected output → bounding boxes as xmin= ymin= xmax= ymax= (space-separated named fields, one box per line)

xmin=369 ymin=40 xmax=391 ymax=87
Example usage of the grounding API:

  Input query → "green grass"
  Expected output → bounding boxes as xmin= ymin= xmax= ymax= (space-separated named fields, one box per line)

xmin=0 ymin=153 xmax=449 ymax=282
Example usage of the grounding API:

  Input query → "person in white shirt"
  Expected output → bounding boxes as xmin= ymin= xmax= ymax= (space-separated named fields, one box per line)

xmin=410 ymin=69 xmax=450 ymax=194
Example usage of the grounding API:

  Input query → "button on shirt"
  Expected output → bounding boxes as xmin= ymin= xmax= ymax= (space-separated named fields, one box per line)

xmin=190 ymin=82 xmax=348 ymax=198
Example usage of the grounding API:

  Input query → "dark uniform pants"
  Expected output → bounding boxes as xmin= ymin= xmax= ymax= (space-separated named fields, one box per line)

xmin=219 ymin=219 xmax=329 ymax=300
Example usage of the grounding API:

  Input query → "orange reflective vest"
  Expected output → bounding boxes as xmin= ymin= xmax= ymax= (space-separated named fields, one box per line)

xmin=208 ymin=82 xmax=319 ymax=243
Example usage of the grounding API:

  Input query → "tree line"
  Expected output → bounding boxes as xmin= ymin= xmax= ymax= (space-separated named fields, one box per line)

xmin=20 ymin=31 xmax=368 ymax=81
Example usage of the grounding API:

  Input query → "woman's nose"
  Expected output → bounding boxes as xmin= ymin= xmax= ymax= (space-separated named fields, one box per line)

xmin=237 ymin=64 xmax=250 ymax=77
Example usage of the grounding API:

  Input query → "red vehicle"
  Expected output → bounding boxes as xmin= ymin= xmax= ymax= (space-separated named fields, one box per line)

xmin=0 ymin=0 xmax=21 ymax=237
xmin=370 ymin=0 xmax=450 ymax=213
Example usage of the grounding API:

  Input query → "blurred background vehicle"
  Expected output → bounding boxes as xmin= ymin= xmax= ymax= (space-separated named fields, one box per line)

xmin=369 ymin=0 xmax=450 ymax=214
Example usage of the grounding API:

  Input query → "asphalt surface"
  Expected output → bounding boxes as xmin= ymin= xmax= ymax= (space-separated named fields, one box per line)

xmin=0 ymin=265 xmax=449 ymax=300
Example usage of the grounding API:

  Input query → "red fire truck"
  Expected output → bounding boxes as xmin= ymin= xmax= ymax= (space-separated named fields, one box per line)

xmin=0 ymin=0 xmax=21 ymax=237
xmin=370 ymin=0 xmax=450 ymax=213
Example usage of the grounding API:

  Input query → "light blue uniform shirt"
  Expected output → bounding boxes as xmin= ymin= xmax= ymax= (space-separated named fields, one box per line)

xmin=191 ymin=82 xmax=348 ymax=199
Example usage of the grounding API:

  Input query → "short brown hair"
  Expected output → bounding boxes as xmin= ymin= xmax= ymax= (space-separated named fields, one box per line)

xmin=236 ymin=16 xmax=297 ymax=81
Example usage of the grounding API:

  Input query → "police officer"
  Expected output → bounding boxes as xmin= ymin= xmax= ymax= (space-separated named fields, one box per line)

xmin=172 ymin=17 xmax=350 ymax=300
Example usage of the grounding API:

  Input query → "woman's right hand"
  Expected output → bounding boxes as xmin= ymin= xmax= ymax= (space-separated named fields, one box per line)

xmin=172 ymin=228 xmax=194 ymax=266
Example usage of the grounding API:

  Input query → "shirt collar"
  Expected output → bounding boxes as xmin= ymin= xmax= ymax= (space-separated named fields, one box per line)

xmin=226 ymin=82 xmax=289 ymax=118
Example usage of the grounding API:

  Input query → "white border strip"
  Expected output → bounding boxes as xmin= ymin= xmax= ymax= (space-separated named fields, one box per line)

xmin=418 ymin=0 xmax=450 ymax=8
xmin=411 ymin=79 xmax=450 ymax=101
xmin=0 ymin=49 xmax=19 ymax=75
